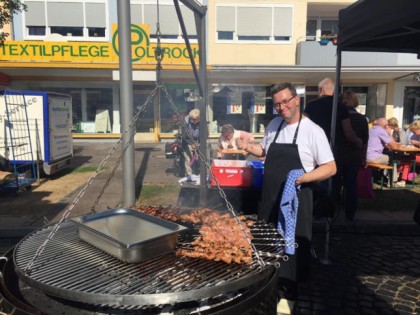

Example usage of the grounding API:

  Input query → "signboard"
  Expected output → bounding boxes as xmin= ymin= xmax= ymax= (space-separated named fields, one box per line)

xmin=250 ymin=104 xmax=266 ymax=114
xmin=48 ymin=95 xmax=73 ymax=161
xmin=95 ymin=109 xmax=111 ymax=133
xmin=81 ymin=122 xmax=95 ymax=133
xmin=0 ymin=24 xmax=199 ymax=65
xmin=227 ymin=104 xmax=242 ymax=114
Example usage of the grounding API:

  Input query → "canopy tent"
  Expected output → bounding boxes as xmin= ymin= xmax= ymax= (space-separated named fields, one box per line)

xmin=330 ymin=0 xmax=420 ymax=145
xmin=319 ymin=0 xmax=420 ymax=264
xmin=337 ymin=0 xmax=420 ymax=56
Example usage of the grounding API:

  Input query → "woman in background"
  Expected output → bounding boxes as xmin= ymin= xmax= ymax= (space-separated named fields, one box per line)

xmin=337 ymin=90 xmax=369 ymax=220
xmin=388 ymin=117 xmax=408 ymax=145
xmin=409 ymin=120 xmax=420 ymax=167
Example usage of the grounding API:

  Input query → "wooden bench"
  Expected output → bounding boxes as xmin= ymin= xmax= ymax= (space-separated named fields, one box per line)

xmin=366 ymin=162 xmax=394 ymax=189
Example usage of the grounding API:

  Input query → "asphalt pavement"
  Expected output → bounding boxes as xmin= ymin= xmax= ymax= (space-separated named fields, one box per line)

xmin=0 ymin=140 xmax=419 ymax=315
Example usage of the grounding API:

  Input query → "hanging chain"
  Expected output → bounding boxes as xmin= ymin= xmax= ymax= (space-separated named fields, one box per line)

xmin=89 ymin=89 xmax=159 ymax=212
xmin=24 ymin=88 xmax=159 ymax=273
xmin=155 ymin=0 xmax=162 ymax=86
xmin=160 ymin=86 xmax=266 ymax=268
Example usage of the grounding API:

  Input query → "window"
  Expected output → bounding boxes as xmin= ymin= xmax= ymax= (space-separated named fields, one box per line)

xmin=50 ymin=27 xmax=83 ymax=37
xmin=24 ymin=0 xmax=108 ymax=41
xmin=131 ymin=2 xmax=197 ymax=43
xmin=210 ymin=85 xmax=274 ymax=133
xmin=28 ymin=26 xmax=46 ymax=36
xmin=403 ymin=87 xmax=420 ymax=124
xmin=306 ymin=18 xmax=338 ymax=41
xmin=88 ymin=27 xmax=106 ymax=37
xmin=306 ymin=20 xmax=317 ymax=40
xmin=321 ymin=20 xmax=339 ymax=36
xmin=216 ymin=5 xmax=293 ymax=43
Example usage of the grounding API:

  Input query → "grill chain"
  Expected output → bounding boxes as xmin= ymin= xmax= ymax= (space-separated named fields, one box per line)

xmin=161 ymin=85 xmax=266 ymax=268
xmin=23 ymin=87 xmax=159 ymax=273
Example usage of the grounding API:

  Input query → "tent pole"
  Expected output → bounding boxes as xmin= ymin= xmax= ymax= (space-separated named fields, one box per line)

xmin=320 ymin=49 xmax=342 ymax=266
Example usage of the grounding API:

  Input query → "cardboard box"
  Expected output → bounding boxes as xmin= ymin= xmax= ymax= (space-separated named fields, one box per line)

xmin=210 ymin=160 xmax=252 ymax=187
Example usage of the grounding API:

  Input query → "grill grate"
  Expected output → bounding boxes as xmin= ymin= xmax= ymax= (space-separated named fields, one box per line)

xmin=13 ymin=220 xmax=283 ymax=307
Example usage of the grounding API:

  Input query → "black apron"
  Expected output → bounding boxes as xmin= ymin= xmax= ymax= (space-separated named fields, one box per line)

xmin=259 ymin=117 xmax=313 ymax=283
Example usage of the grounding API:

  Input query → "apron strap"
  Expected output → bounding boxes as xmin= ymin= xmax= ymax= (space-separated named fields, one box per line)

xmin=272 ymin=113 xmax=303 ymax=144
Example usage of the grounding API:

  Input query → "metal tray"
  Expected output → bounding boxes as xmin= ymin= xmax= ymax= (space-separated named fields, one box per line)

xmin=71 ymin=208 xmax=188 ymax=263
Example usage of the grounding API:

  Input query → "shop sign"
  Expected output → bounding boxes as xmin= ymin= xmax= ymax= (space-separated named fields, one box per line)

xmin=227 ymin=104 xmax=242 ymax=114
xmin=250 ymin=104 xmax=266 ymax=114
xmin=0 ymin=24 xmax=199 ymax=65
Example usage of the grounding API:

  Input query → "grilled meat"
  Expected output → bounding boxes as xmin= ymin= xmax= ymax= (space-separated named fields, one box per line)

xmin=133 ymin=206 xmax=254 ymax=265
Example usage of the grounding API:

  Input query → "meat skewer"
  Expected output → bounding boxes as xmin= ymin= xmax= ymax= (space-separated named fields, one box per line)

xmin=133 ymin=206 xmax=255 ymax=265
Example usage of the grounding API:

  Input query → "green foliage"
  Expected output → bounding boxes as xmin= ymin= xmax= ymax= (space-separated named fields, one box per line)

xmin=0 ymin=0 xmax=27 ymax=44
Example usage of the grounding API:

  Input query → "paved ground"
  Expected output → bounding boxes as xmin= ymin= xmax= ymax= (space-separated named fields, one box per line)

xmin=0 ymin=140 xmax=419 ymax=314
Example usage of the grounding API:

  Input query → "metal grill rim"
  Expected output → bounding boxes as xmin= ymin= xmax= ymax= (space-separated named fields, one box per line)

xmin=13 ymin=220 xmax=282 ymax=306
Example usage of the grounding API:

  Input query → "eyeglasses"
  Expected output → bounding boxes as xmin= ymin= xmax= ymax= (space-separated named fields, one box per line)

xmin=274 ymin=96 xmax=296 ymax=108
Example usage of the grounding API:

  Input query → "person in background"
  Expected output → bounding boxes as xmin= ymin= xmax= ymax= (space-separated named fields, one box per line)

xmin=408 ymin=120 xmax=420 ymax=167
xmin=408 ymin=120 xmax=420 ymax=147
xmin=386 ymin=117 xmax=412 ymax=186
xmin=304 ymin=77 xmax=362 ymax=150
xmin=304 ymin=78 xmax=362 ymax=204
xmin=181 ymin=109 xmax=201 ymax=176
xmin=388 ymin=117 xmax=408 ymax=145
xmin=216 ymin=124 xmax=254 ymax=159
xmin=337 ymin=90 xmax=369 ymax=221
xmin=366 ymin=117 xmax=403 ymax=186
xmin=237 ymin=82 xmax=336 ymax=314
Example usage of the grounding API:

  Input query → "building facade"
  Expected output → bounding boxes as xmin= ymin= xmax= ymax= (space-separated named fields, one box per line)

xmin=1 ymin=0 xmax=420 ymax=141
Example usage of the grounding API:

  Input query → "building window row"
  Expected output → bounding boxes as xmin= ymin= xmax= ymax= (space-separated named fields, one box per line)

xmin=216 ymin=5 xmax=293 ymax=43
xmin=24 ymin=0 xmax=107 ymax=40
xmin=23 ymin=0 xmax=196 ymax=43
xmin=130 ymin=1 xmax=197 ymax=41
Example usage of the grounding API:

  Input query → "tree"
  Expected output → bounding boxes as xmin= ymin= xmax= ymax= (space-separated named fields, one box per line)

xmin=0 ymin=0 xmax=27 ymax=45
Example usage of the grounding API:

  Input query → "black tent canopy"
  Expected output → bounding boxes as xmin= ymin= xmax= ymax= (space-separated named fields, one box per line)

xmin=321 ymin=0 xmax=420 ymax=263
xmin=329 ymin=0 xmax=420 ymax=145
xmin=337 ymin=0 xmax=420 ymax=56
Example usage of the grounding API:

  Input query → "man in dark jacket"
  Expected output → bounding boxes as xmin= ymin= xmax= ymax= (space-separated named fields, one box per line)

xmin=304 ymin=78 xmax=362 ymax=207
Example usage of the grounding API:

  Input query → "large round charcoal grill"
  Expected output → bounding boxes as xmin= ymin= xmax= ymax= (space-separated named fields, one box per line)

xmin=1 ymin=219 xmax=283 ymax=314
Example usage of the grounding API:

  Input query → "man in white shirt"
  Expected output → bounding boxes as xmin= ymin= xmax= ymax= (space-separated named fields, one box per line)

xmin=238 ymin=82 xmax=336 ymax=314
